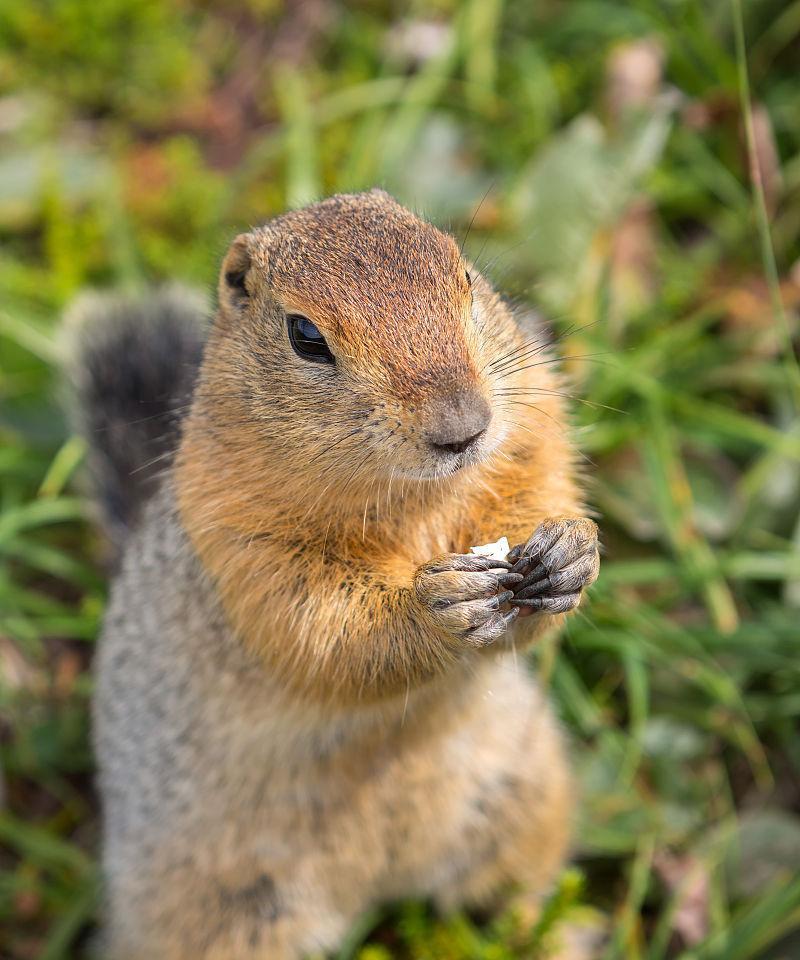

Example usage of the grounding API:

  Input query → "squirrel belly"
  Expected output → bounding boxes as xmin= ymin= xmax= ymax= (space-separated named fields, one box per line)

xmin=75 ymin=190 xmax=598 ymax=959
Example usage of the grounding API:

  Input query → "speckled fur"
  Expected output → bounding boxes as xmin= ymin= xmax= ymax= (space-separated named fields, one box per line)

xmin=94 ymin=190 xmax=597 ymax=959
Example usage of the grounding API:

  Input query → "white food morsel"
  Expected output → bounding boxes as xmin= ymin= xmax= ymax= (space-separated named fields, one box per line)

xmin=469 ymin=536 xmax=510 ymax=562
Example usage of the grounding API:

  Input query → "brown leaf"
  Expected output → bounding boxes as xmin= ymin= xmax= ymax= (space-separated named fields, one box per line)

xmin=749 ymin=102 xmax=783 ymax=217
xmin=606 ymin=38 xmax=664 ymax=122
xmin=654 ymin=850 xmax=711 ymax=946
xmin=717 ymin=273 xmax=800 ymax=357
xmin=0 ymin=636 xmax=42 ymax=693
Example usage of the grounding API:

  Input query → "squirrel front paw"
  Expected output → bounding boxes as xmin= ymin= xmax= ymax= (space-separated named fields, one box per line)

xmin=414 ymin=554 xmax=523 ymax=646
xmin=507 ymin=517 xmax=599 ymax=615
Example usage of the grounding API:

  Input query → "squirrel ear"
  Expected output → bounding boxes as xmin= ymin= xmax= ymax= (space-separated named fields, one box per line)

xmin=219 ymin=234 xmax=253 ymax=312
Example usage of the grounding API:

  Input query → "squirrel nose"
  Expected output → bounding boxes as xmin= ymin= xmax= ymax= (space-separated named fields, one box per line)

xmin=426 ymin=391 xmax=492 ymax=456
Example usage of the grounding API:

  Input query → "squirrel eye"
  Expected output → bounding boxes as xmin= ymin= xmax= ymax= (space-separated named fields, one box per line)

xmin=287 ymin=314 xmax=335 ymax=365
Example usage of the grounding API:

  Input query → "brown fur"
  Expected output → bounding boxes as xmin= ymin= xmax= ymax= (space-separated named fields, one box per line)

xmin=176 ymin=190 xmax=582 ymax=703
xmin=97 ymin=190 xmax=599 ymax=959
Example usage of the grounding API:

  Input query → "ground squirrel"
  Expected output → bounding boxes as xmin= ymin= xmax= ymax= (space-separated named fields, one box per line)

xmin=72 ymin=189 xmax=600 ymax=958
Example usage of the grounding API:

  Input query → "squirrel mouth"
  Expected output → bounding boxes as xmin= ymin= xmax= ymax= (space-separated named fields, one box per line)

xmin=402 ymin=439 xmax=497 ymax=482
xmin=428 ymin=422 xmax=507 ymax=480
xmin=387 ymin=422 xmax=505 ymax=483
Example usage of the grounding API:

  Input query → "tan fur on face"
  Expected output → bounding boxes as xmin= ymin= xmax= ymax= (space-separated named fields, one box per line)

xmin=175 ymin=190 xmax=582 ymax=703
xmin=249 ymin=191 xmax=477 ymax=401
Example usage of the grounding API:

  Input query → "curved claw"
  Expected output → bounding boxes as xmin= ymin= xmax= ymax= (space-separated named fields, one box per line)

xmin=510 ymin=593 xmax=581 ymax=614
xmin=506 ymin=543 xmax=524 ymax=565
xmin=515 ymin=562 xmax=548 ymax=591
xmin=514 ymin=576 xmax=552 ymax=600
xmin=507 ymin=518 xmax=599 ymax=616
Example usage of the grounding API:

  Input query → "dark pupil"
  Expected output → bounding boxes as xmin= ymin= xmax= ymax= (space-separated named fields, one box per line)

xmin=298 ymin=318 xmax=322 ymax=341
xmin=288 ymin=313 xmax=334 ymax=364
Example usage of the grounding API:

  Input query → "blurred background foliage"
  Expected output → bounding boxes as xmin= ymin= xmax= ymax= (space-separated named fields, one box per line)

xmin=1 ymin=0 xmax=800 ymax=957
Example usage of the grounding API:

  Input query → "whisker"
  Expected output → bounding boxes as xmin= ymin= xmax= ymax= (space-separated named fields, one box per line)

xmin=500 ymin=413 xmax=595 ymax=467
xmin=486 ymin=318 xmax=607 ymax=377
xmin=308 ymin=427 xmax=363 ymax=466
xmin=488 ymin=342 xmax=552 ymax=378
xmin=492 ymin=351 xmax=615 ymax=382
xmin=495 ymin=398 xmax=564 ymax=430
xmin=493 ymin=387 xmax=624 ymax=414
xmin=483 ymin=333 xmax=552 ymax=375
xmin=460 ymin=182 xmax=495 ymax=259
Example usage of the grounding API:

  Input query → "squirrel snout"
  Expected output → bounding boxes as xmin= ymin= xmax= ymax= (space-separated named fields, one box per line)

xmin=425 ymin=392 xmax=492 ymax=456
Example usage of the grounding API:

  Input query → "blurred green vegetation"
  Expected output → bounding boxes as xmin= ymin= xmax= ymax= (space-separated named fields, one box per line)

xmin=2 ymin=0 xmax=800 ymax=957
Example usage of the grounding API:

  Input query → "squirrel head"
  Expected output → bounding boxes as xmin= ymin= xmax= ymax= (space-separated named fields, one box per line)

xmin=185 ymin=191 xmax=539 ymax=515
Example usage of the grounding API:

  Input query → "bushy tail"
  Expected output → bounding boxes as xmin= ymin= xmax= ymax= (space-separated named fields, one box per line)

xmin=65 ymin=285 xmax=207 ymax=553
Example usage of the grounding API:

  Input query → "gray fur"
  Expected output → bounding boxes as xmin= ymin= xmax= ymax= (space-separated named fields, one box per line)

xmin=64 ymin=286 xmax=207 ymax=553
xmin=84 ymin=195 xmax=592 ymax=958
xmin=95 ymin=483 xmax=569 ymax=958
